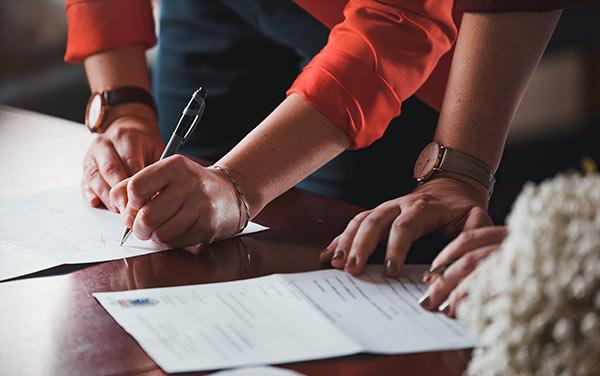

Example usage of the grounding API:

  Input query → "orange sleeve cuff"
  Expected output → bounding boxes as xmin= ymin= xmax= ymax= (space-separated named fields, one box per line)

xmin=287 ymin=51 xmax=400 ymax=149
xmin=64 ymin=0 xmax=156 ymax=64
xmin=287 ymin=0 xmax=456 ymax=150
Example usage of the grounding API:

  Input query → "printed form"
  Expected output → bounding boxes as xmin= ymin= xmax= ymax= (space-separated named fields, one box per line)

xmin=94 ymin=265 xmax=479 ymax=373
xmin=0 ymin=187 xmax=267 ymax=281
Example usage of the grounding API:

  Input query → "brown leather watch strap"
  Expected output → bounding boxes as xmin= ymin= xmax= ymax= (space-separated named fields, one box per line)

xmin=102 ymin=86 xmax=156 ymax=114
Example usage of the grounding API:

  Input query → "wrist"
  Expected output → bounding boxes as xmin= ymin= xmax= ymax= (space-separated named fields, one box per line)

xmin=212 ymin=163 xmax=263 ymax=220
xmin=210 ymin=165 xmax=251 ymax=233
xmin=423 ymin=172 xmax=490 ymax=207
xmin=105 ymin=103 xmax=159 ymax=133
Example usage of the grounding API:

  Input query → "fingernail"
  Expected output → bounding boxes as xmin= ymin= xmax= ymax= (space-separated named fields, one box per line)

xmin=332 ymin=250 xmax=345 ymax=260
xmin=438 ymin=300 xmax=450 ymax=314
xmin=384 ymin=259 xmax=397 ymax=277
xmin=418 ymin=293 xmax=431 ymax=309
xmin=422 ymin=272 xmax=433 ymax=283
xmin=346 ymin=256 xmax=357 ymax=267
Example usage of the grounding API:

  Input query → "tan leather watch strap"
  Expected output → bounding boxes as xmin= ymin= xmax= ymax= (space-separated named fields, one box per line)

xmin=439 ymin=147 xmax=496 ymax=193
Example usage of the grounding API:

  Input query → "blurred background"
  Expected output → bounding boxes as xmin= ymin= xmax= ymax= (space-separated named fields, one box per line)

xmin=0 ymin=0 xmax=599 ymax=223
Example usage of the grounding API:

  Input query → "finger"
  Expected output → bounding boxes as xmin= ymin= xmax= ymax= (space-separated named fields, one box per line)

xmin=428 ymin=226 xmax=507 ymax=273
xmin=80 ymin=180 xmax=100 ymax=207
xmin=131 ymin=183 xmax=186 ymax=241
xmin=126 ymin=155 xmax=183 ymax=211
xmin=151 ymin=195 xmax=200 ymax=247
xmin=331 ymin=211 xmax=370 ymax=269
xmin=319 ymin=235 xmax=340 ymax=263
xmin=462 ymin=206 xmax=493 ymax=231
xmin=441 ymin=272 xmax=476 ymax=318
xmin=441 ymin=288 xmax=469 ymax=318
xmin=92 ymin=140 xmax=128 ymax=187
xmin=109 ymin=178 xmax=130 ymax=214
xmin=183 ymin=243 xmax=210 ymax=255
xmin=84 ymin=160 xmax=114 ymax=211
xmin=344 ymin=203 xmax=401 ymax=276
xmin=113 ymin=136 xmax=146 ymax=175
xmin=425 ymin=245 xmax=498 ymax=311
xmin=166 ymin=212 xmax=216 ymax=248
xmin=373 ymin=200 xmax=442 ymax=278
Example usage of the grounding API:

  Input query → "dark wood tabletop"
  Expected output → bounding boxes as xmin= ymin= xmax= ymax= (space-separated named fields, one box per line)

xmin=0 ymin=108 xmax=471 ymax=376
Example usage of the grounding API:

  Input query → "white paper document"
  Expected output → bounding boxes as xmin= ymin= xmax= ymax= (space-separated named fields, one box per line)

xmin=94 ymin=265 xmax=479 ymax=373
xmin=0 ymin=187 xmax=268 ymax=281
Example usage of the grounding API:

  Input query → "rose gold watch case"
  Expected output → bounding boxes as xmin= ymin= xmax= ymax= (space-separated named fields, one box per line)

xmin=84 ymin=92 xmax=107 ymax=133
xmin=413 ymin=142 xmax=444 ymax=182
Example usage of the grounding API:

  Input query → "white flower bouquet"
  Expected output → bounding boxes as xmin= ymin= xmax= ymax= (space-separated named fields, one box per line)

xmin=458 ymin=173 xmax=600 ymax=376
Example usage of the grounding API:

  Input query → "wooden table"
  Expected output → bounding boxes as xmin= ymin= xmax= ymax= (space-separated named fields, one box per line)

xmin=0 ymin=107 xmax=471 ymax=375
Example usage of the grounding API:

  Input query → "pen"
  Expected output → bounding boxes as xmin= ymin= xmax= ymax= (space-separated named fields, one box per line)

xmin=422 ymin=258 xmax=457 ymax=283
xmin=120 ymin=87 xmax=207 ymax=246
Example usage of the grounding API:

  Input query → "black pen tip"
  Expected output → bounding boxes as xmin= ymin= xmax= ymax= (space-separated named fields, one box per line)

xmin=195 ymin=87 xmax=208 ymax=100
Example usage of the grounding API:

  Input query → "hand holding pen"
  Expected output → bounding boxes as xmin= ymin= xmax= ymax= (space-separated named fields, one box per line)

xmin=110 ymin=87 xmax=247 ymax=249
xmin=120 ymin=87 xmax=208 ymax=245
xmin=418 ymin=226 xmax=508 ymax=317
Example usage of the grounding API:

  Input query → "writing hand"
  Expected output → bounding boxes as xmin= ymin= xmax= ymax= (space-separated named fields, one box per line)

xmin=81 ymin=114 xmax=164 ymax=211
xmin=420 ymin=225 xmax=507 ymax=317
xmin=320 ymin=176 xmax=492 ymax=277
xmin=110 ymin=155 xmax=241 ymax=248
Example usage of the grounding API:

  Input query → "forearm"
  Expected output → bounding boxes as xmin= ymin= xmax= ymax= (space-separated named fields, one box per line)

xmin=83 ymin=45 xmax=157 ymax=128
xmin=216 ymin=94 xmax=350 ymax=217
xmin=435 ymin=11 xmax=562 ymax=171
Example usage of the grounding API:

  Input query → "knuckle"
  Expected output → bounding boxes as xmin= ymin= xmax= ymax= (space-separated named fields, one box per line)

xmin=413 ymin=193 xmax=435 ymax=203
xmin=362 ymin=214 xmax=384 ymax=228
xmin=112 ymin=126 xmax=129 ymax=139
xmin=351 ymin=211 xmax=370 ymax=225
xmin=461 ymin=252 xmax=478 ymax=269
xmin=124 ymin=157 xmax=143 ymax=172
xmin=83 ymin=161 xmax=99 ymax=178
xmin=87 ymin=178 xmax=106 ymax=196
xmin=128 ymin=176 xmax=142 ymax=196
xmin=137 ymin=208 xmax=158 ymax=230
xmin=391 ymin=218 xmax=410 ymax=232
xmin=109 ymin=185 xmax=124 ymax=202
xmin=91 ymin=135 xmax=106 ymax=146
xmin=170 ymin=154 xmax=187 ymax=166
xmin=99 ymin=160 xmax=120 ymax=175
xmin=457 ymin=230 xmax=475 ymax=246
xmin=411 ymin=199 xmax=430 ymax=212
xmin=108 ymin=186 xmax=118 ymax=202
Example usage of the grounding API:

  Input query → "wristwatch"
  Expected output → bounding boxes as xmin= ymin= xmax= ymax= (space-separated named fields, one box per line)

xmin=85 ymin=86 xmax=156 ymax=133
xmin=413 ymin=142 xmax=496 ymax=193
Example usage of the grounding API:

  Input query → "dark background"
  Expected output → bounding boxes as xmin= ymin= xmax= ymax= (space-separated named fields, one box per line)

xmin=1 ymin=0 xmax=598 ymax=223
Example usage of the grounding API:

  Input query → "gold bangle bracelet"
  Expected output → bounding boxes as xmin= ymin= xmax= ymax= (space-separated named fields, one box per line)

xmin=211 ymin=165 xmax=250 ymax=233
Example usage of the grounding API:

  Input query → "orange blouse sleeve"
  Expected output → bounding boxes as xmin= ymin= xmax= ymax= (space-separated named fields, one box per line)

xmin=64 ymin=0 xmax=156 ymax=63
xmin=287 ymin=0 xmax=457 ymax=149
